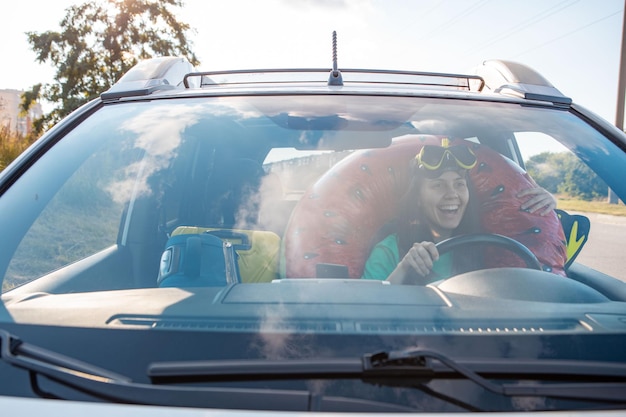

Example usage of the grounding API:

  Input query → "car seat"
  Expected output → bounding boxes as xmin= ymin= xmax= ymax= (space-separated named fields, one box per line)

xmin=166 ymin=226 xmax=281 ymax=283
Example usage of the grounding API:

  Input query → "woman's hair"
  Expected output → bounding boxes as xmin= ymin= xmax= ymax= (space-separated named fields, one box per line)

xmin=394 ymin=158 xmax=481 ymax=276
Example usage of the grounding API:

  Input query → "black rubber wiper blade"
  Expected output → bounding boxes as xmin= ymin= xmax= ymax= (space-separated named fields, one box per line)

xmin=149 ymin=357 xmax=366 ymax=383
xmin=148 ymin=348 xmax=626 ymax=404
xmin=148 ymin=349 xmax=626 ymax=383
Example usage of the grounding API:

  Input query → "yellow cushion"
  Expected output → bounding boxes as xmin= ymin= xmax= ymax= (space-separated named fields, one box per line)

xmin=171 ymin=227 xmax=280 ymax=283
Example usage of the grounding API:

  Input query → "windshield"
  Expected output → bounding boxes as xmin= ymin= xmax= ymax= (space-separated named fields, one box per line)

xmin=2 ymin=95 xmax=624 ymax=289
xmin=1 ymin=94 xmax=625 ymax=412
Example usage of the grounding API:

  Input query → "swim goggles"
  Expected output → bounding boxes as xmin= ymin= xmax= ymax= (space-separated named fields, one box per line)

xmin=416 ymin=143 xmax=477 ymax=171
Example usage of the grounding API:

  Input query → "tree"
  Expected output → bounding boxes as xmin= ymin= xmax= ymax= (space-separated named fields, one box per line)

xmin=559 ymin=159 xmax=608 ymax=200
xmin=525 ymin=151 xmax=608 ymax=201
xmin=525 ymin=151 xmax=573 ymax=194
xmin=21 ymin=0 xmax=199 ymax=134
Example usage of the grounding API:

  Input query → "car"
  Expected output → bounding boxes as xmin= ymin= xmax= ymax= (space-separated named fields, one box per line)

xmin=1 ymin=41 xmax=626 ymax=415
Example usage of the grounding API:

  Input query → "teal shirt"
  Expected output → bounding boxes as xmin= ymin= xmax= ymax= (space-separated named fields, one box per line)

xmin=361 ymin=234 xmax=452 ymax=281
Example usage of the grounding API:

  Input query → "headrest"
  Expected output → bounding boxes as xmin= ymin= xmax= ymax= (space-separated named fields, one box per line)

xmin=157 ymin=232 xmax=239 ymax=287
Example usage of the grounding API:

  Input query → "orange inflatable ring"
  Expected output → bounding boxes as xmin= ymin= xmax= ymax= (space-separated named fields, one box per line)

xmin=282 ymin=135 xmax=567 ymax=278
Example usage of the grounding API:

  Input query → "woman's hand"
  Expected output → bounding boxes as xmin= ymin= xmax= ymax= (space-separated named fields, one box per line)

xmin=518 ymin=187 xmax=556 ymax=216
xmin=387 ymin=241 xmax=439 ymax=285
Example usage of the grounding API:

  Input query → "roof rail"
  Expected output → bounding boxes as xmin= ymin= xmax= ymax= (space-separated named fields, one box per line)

xmin=101 ymin=56 xmax=568 ymax=104
xmin=475 ymin=60 xmax=572 ymax=105
xmin=183 ymin=68 xmax=485 ymax=92
xmin=100 ymin=56 xmax=194 ymax=100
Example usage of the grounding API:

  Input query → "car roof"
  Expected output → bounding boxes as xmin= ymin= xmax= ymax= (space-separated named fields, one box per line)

xmin=100 ymin=56 xmax=573 ymax=107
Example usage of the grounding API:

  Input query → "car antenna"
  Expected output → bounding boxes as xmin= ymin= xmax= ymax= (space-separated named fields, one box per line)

xmin=328 ymin=31 xmax=343 ymax=86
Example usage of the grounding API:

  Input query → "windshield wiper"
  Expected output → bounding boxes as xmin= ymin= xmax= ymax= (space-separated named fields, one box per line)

xmin=2 ymin=329 xmax=626 ymax=409
xmin=148 ymin=348 xmax=626 ymax=404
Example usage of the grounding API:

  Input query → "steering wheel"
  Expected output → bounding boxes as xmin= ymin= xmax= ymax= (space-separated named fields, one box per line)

xmin=435 ymin=233 xmax=542 ymax=271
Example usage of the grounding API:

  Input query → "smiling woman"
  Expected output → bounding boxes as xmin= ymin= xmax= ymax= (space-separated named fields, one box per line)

xmin=358 ymin=138 xmax=480 ymax=284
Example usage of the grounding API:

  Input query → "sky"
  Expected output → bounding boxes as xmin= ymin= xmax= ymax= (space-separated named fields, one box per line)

xmin=1 ymin=0 xmax=623 ymax=124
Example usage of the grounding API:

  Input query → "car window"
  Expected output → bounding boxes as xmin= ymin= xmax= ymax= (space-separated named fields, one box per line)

xmin=1 ymin=106 xmax=142 ymax=290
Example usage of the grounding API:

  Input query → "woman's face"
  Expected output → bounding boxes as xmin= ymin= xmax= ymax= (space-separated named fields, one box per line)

xmin=417 ymin=170 xmax=470 ymax=239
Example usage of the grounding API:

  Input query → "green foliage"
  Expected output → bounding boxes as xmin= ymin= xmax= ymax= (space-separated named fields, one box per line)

xmin=525 ymin=151 xmax=566 ymax=194
xmin=558 ymin=159 xmax=609 ymax=200
xmin=21 ymin=0 xmax=199 ymax=133
xmin=525 ymin=151 xmax=608 ymax=201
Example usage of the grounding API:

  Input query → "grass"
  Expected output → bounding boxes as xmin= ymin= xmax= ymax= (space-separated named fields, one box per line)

xmin=556 ymin=195 xmax=626 ymax=216
xmin=0 ymin=126 xmax=37 ymax=172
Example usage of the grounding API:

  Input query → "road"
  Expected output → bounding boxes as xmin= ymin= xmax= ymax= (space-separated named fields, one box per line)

xmin=571 ymin=212 xmax=626 ymax=282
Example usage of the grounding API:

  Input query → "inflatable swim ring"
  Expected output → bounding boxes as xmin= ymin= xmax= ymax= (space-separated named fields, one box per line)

xmin=283 ymin=135 xmax=567 ymax=278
